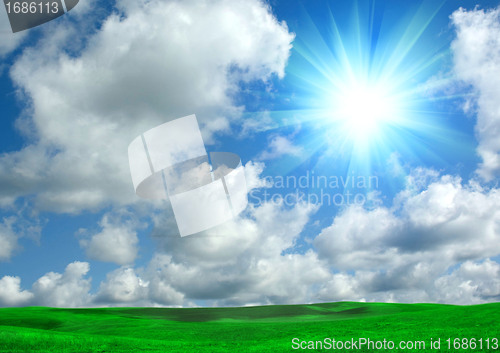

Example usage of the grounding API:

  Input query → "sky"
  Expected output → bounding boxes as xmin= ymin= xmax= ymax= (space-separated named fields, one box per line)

xmin=0 ymin=0 xmax=500 ymax=307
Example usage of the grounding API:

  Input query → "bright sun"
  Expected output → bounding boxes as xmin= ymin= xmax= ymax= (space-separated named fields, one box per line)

xmin=332 ymin=81 xmax=400 ymax=143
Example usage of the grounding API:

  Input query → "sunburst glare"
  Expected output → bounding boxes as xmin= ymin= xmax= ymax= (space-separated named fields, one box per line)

xmin=268 ymin=0 xmax=467 ymax=181
xmin=330 ymin=78 xmax=402 ymax=144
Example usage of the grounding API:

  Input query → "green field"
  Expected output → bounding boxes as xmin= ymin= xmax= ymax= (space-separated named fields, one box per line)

xmin=0 ymin=302 xmax=499 ymax=352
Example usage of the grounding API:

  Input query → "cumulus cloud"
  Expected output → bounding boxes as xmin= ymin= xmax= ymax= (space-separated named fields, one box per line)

xmin=31 ymin=261 xmax=92 ymax=307
xmin=95 ymin=267 xmax=149 ymax=304
xmin=0 ymin=160 xmax=324 ymax=308
xmin=0 ymin=213 xmax=42 ymax=261
xmin=2 ymin=165 xmax=500 ymax=307
xmin=434 ymin=259 xmax=500 ymax=304
xmin=79 ymin=211 xmax=140 ymax=265
xmin=316 ymin=171 xmax=500 ymax=268
xmin=92 ymin=162 xmax=323 ymax=306
xmin=1 ymin=0 xmax=294 ymax=213
xmin=243 ymin=161 xmax=271 ymax=191
xmin=0 ymin=276 xmax=33 ymax=306
xmin=0 ymin=160 xmax=323 ymax=308
xmin=147 ymin=197 xmax=323 ymax=305
xmin=314 ymin=168 xmax=500 ymax=303
xmin=257 ymin=134 xmax=303 ymax=160
xmin=0 ymin=218 xmax=19 ymax=261
xmin=0 ymin=262 xmax=92 ymax=307
xmin=451 ymin=6 xmax=500 ymax=181
xmin=94 ymin=265 xmax=186 ymax=306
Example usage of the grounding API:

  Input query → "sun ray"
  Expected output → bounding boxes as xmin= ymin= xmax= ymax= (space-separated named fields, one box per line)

xmin=241 ymin=0 xmax=473 ymax=207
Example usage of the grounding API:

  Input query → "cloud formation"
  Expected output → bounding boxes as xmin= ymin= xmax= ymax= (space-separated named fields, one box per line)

xmin=434 ymin=259 xmax=500 ymax=304
xmin=0 ymin=276 xmax=34 ymax=306
xmin=79 ymin=211 xmax=140 ymax=266
xmin=0 ymin=212 xmax=42 ymax=261
xmin=1 ymin=0 xmax=294 ymax=213
xmin=2 ymin=166 xmax=499 ymax=307
xmin=451 ymin=6 xmax=500 ymax=181
xmin=314 ymin=169 xmax=500 ymax=303
xmin=0 ymin=195 xmax=322 ymax=307
xmin=0 ymin=218 xmax=19 ymax=261
xmin=257 ymin=134 xmax=303 ymax=160
xmin=0 ymin=262 xmax=91 ymax=307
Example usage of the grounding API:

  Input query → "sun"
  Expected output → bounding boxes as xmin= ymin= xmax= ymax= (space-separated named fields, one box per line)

xmin=333 ymin=80 xmax=400 ymax=143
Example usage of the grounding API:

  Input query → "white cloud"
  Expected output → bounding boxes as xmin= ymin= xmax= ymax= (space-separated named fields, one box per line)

xmin=0 ymin=276 xmax=33 ymax=306
xmin=243 ymin=161 xmax=271 ymax=191
xmin=315 ymin=258 xmax=500 ymax=305
xmin=434 ymin=259 xmax=500 ymax=304
xmin=79 ymin=211 xmax=140 ymax=265
xmin=146 ymin=196 xmax=324 ymax=305
xmin=316 ymin=171 xmax=500 ymax=269
xmin=314 ymin=205 xmax=402 ymax=270
xmin=31 ymin=261 xmax=92 ymax=307
xmin=95 ymin=267 xmax=149 ymax=304
xmin=2 ymin=165 xmax=500 ymax=307
xmin=147 ymin=270 xmax=186 ymax=306
xmin=239 ymin=111 xmax=278 ymax=137
xmin=1 ymin=0 xmax=294 ymax=213
xmin=91 ymin=161 xmax=322 ymax=306
xmin=0 ymin=260 xmax=184 ymax=308
xmin=0 ymin=218 xmax=19 ymax=261
xmin=451 ymin=6 xmax=500 ymax=181
xmin=257 ymin=135 xmax=303 ymax=160
xmin=314 ymin=168 xmax=500 ymax=303
xmin=0 ymin=161 xmax=322 ymax=308
xmin=317 ymin=272 xmax=371 ymax=303
xmin=0 ymin=262 xmax=92 ymax=307
xmin=0 ymin=213 xmax=42 ymax=261
xmin=95 ymin=264 xmax=186 ymax=306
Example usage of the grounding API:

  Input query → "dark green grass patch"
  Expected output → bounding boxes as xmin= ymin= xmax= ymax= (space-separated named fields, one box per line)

xmin=0 ymin=302 xmax=499 ymax=352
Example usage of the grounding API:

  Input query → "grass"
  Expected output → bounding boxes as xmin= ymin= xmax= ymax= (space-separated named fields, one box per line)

xmin=0 ymin=302 xmax=499 ymax=352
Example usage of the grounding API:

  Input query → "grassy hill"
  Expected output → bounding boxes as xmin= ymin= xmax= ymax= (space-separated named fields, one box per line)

xmin=0 ymin=302 xmax=499 ymax=352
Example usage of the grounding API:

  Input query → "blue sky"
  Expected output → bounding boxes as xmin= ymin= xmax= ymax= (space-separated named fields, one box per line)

xmin=1 ymin=0 xmax=500 ymax=307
